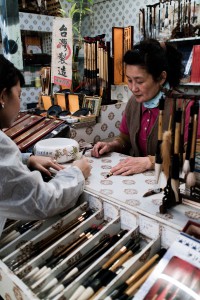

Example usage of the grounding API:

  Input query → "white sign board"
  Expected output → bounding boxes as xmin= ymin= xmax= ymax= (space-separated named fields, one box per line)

xmin=51 ymin=17 xmax=72 ymax=88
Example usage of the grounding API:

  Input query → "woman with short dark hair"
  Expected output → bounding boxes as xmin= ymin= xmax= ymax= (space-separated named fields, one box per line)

xmin=0 ymin=54 xmax=90 ymax=235
xmin=91 ymin=38 xmax=199 ymax=176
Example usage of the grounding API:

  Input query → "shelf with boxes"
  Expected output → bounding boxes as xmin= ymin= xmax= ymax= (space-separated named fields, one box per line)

xmin=168 ymin=37 xmax=200 ymax=85
xmin=18 ymin=11 xmax=85 ymax=110
xmin=19 ymin=12 xmax=54 ymax=109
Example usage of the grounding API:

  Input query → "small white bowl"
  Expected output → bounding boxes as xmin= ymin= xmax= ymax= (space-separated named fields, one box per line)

xmin=34 ymin=138 xmax=79 ymax=163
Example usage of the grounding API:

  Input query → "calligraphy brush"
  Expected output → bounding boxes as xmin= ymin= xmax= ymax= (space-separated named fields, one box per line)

xmin=77 ymin=242 xmax=140 ymax=300
xmin=171 ymin=107 xmax=182 ymax=203
xmin=151 ymin=100 xmax=173 ymax=181
xmin=46 ymin=230 xmax=128 ymax=299
xmin=105 ymin=248 xmax=166 ymax=300
xmin=83 ymin=40 xmax=88 ymax=86
xmin=161 ymin=128 xmax=172 ymax=180
xmin=37 ymin=235 xmax=112 ymax=296
xmin=30 ymin=226 xmax=101 ymax=291
xmin=0 ymin=221 xmax=38 ymax=247
xmin=13 ymin=210 xmax=92 ymax=273
xmin=140 ymin=8 xmax=146 ymax=39
xmin=186 ymin=101 xmax=199 ymax=188
xmin=179 ymin=100 xmax=186 ymax=173
xmin=117 ymin=266 xmax=156 ymax=300
xmin=183 ymin=102 xmax=194 ymax=176
xmin=164 ymin=2 xmax=169 ymax=28
xmin=188 ymin=0 xmax=191 ymax=36
xmin=45 ymin=225 xmax=100 ymax=268
xmin=143 ymin=188 xmax=163 ymax=197
xmin=28 ymin=225 xmax=100 ymax=283
xmin=68 ymin=237 xmax=137 ymax=300
xmin=155 ymin=96 xmax=165 ymax=190
xmin=60 ymin=231 xmax=125 ymax=279
xmin=105 ymin=172 xmax=113 ymax=179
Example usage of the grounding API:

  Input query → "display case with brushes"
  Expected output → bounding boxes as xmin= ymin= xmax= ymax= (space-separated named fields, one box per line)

xmin=0 ymin=192 xmax=162 ymax=300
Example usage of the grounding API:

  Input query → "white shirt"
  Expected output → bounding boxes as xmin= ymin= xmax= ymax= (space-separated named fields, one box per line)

xmin=0 ymin=130 xmax=85 ymax=236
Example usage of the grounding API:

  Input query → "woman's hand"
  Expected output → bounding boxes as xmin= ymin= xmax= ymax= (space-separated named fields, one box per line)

xmin=91 ymin=142 xmax=112 ymax=158
xmin=111 ymin=156 xmax=152 ymax=176
xmin=73 ymin=157 xmax=91 ymax=179
xmin=28 ymin=155 xmax=64 ymax=176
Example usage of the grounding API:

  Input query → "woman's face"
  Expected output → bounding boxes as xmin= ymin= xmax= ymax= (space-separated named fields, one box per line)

xmin=0 ymin=81 xmax=21 ymax=129
xmin=125 ymin=64 xmax=165 ymax=103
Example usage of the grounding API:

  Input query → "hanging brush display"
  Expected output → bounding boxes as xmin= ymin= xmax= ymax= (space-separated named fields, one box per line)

xmin=186 ymin=100 xmax=199 ymax=188
xmin=160 ymin=94 xmax=200 ymax=212
xmin=160 ymin=97 xmax=184 ymax=213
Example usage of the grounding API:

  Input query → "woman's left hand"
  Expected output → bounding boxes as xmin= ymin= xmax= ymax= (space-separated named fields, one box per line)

xmin=28 ymin=155 xmax=65 ymax=176
xmin=111 ymin=156 xmax=152 ymax=176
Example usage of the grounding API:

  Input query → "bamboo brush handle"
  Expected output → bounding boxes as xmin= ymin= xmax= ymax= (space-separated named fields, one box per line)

xmin=110 ymin=250 xmax=133 ymax=272
xmin=190 ymin=114 xmax=198 ymax=159
xmin=158 ymin=111 xmax=163 ymax=141
xmin=174 ymin=121 xmax=181 ymax=154
xmin=126 ymin=266 xmax=155 ymax=296
xmin=102 ymin=246 xmax=127 ymax=269
xmin=126 ymin=254 xmax=159 ymax=285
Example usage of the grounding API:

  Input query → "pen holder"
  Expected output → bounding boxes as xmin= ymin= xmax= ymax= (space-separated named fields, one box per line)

xmin=159 ymin=176 xmax=182 ymax=214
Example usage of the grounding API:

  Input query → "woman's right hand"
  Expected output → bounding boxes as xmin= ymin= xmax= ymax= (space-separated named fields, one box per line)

xmin=73 ymin=157 xmax=91 ymax=179
xmin=91 ymin=142 xmax=111 ymax=158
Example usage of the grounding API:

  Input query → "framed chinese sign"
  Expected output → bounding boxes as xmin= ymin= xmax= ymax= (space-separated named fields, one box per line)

xmin=51 ymin=17 xmax=73 ymax=89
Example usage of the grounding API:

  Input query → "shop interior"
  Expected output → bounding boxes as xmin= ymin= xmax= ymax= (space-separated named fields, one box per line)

xmin=0 ymin=0 xmax=200 ymax=299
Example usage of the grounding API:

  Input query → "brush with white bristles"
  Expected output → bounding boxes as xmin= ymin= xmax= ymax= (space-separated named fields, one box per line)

xmin=183 ymin=103 xmax=194 ymax=176
xmin=171 ymin=109 xmax=182 ymax=203
xmin=154 ymin=96 xmax=165 ymax=190
xmin=186 ymin=102 xmax=199 ymax=188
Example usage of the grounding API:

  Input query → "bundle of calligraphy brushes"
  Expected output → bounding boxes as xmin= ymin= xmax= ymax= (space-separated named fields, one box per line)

xmin=38 ymin=229 xmax=129 ymax=298
xmin=83 ymin=36 xmax=97 ymax=93
xmin=170 ymin=106 xmax=182 ymax=204
xmin=0 ymin=220 xmax=39 ymax=247
xmin=22 ymin=223 xmax=104 ymax=290
xmin=183 ymin=102 xmax=195 ymax=176
xmin=186 ymin=101 xmax=199 ymax=188
xmin=9 ymin=209 xmax=93 ymax=272
xmin=105 ymin=248 xmax=166 ymax=300
xmin=70 ymin=238 xmax=140 ymax=300
xmin=154 ymin=96 xmax=165 ymax=191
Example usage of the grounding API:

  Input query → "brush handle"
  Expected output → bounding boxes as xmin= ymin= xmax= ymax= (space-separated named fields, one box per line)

xmin=126 ymin=248 xmax=166 ymax=285
xmin=190 ymin=114 xmax=198 ymax=161
xmin=57 ymin=236 xmax=111 ymax=282
xmin=186 ymin=102 xmax=196 ymax=158
xmin=125 ymin=266 xmax=155 ymax=297
xmin=174 ymin=110 xmax=182 ymax=155
xmin=102 ymin=238 xmax=135 ymax=269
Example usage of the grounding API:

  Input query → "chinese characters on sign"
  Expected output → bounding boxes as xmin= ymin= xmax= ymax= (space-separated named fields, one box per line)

xmin=51 ymin=17 xmax=72 ymax=88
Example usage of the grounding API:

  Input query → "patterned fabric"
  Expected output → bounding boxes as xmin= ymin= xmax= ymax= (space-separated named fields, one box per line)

xmin=84 ymin=151 xmax=200 ymax=229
